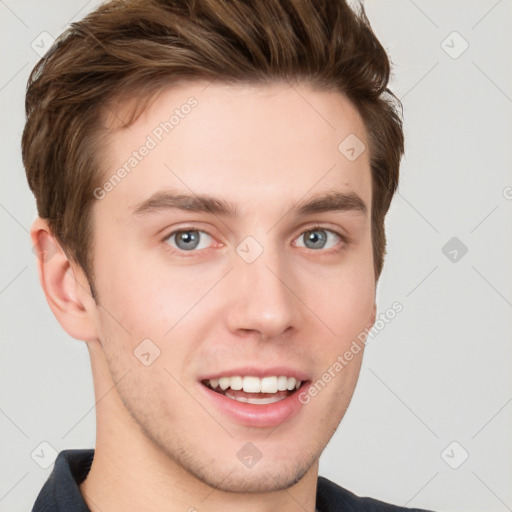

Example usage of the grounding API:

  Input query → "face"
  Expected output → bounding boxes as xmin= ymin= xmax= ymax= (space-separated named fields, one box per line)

xmin=87 ymin=81 xmax=376 ymax=493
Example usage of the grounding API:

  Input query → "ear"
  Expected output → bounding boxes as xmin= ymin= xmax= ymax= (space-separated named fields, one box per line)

xmin=30 ymin=217 xmax=98 ymax=342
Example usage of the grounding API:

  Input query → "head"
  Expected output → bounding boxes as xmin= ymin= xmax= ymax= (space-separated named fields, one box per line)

xmin=24 ymin=0 xmax=404 ymax=496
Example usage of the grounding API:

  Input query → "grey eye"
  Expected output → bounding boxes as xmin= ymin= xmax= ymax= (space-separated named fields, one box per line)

xmin=296 ymin=228 xmax=340 ymax=250
xmin=166 ymin=230 xmax=213 ymax=251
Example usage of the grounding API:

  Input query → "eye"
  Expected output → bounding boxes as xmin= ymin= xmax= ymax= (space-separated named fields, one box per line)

xmin=294 ymin=226 xmax=344 ymax=251
xmin=164 ymin=229 xmax=214 ymax=252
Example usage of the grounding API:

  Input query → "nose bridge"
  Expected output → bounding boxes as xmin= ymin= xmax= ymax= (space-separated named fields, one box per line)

xmin=226 ymin=234 xmax=299 ymax=338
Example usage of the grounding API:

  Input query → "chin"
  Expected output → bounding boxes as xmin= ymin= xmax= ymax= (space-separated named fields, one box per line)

xmin=197 ymin=460 xmax=312 ymax=494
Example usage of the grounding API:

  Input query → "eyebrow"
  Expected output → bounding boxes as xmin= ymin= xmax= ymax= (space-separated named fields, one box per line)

xmin=132 ymin=189 xmax=368 ymax=218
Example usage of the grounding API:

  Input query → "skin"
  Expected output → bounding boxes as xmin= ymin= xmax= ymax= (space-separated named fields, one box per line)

xmin=31 ymin=81 xmax=377 ymax=512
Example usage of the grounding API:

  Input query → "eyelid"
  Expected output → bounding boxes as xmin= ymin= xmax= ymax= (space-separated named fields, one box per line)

xmin=298 ymin=223 xmax=348 ymax=241
xmin=162 ymin=226 xmax=219 ymax=253
xmin=292 ymin=224 xmax=348 ymax=252
xmin=161 ymin=223 xmax=349 ymax=255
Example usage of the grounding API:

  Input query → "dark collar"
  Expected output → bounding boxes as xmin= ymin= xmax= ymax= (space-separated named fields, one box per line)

xmin=32 ymin=449 xmax=432 ymax=512
xmin=32 ymin=449 xmax=93 ymax=512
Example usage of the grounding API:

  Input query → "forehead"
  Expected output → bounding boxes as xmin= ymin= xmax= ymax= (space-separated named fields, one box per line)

xmin=95 ymin=81 xmax=372 ymax=220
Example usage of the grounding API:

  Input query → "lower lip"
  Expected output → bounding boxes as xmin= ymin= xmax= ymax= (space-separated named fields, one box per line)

xmin=199 ymin=382 xmax=311 ymax=428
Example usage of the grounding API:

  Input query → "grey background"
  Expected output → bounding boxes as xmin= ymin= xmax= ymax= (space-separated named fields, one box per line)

xmin=1 ymin=1 xmax=511 ymax=511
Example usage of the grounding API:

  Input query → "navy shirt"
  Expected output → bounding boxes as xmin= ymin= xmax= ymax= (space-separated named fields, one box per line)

xmin=32 ymin=449 xmax=434 ymax=512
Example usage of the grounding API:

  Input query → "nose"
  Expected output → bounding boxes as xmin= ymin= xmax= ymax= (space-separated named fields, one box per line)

xmin=224 ymin=240 xmax=302 ymax=341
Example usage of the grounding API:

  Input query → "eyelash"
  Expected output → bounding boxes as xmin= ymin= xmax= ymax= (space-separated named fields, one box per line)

xmin=161 ymin=225 xmax=349 ymax=256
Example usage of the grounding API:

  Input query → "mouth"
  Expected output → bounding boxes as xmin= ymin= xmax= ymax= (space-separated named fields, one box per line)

xmin=201 ymin=375 xmax=306 ymax=405
xmin=198 ymin=368 xmax=312 ymax=427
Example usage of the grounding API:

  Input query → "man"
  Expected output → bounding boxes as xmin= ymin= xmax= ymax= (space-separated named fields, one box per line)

xmin=23 ymin=0 xmax=432 ymax=510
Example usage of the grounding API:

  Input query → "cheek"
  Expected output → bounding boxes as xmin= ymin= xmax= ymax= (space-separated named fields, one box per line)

xmin=94 ymin=256 xmax=216 ymax=374
xmin=301 ymin=259 xmax=375 ymax=341
xmin=93 ymin=242 xmax=176 ymax=330
xmin=94 ymin=225 xmax=374 ymax=345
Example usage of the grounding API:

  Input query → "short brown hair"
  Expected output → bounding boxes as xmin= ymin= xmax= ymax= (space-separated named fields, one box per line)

xmin=22 ymin=0 xmax=404 ymax=300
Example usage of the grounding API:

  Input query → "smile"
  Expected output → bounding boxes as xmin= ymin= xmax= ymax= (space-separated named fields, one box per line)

xmin=202 ymin=375 xmax=303 ymax=405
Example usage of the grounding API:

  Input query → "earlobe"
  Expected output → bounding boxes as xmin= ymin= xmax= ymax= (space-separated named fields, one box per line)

xmin=30 ymin=217 xmax=98 ymax=342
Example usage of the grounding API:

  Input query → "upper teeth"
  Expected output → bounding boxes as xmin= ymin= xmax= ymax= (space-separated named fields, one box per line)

xmin=207 ymin=376 xmax=302 ymax=393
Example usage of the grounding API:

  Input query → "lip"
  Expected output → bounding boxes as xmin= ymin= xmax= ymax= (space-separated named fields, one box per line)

xmin=199 ymin=379 xmax=312 ymax=428
xmin=198 ymin=366 xmax=312 ymax=382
